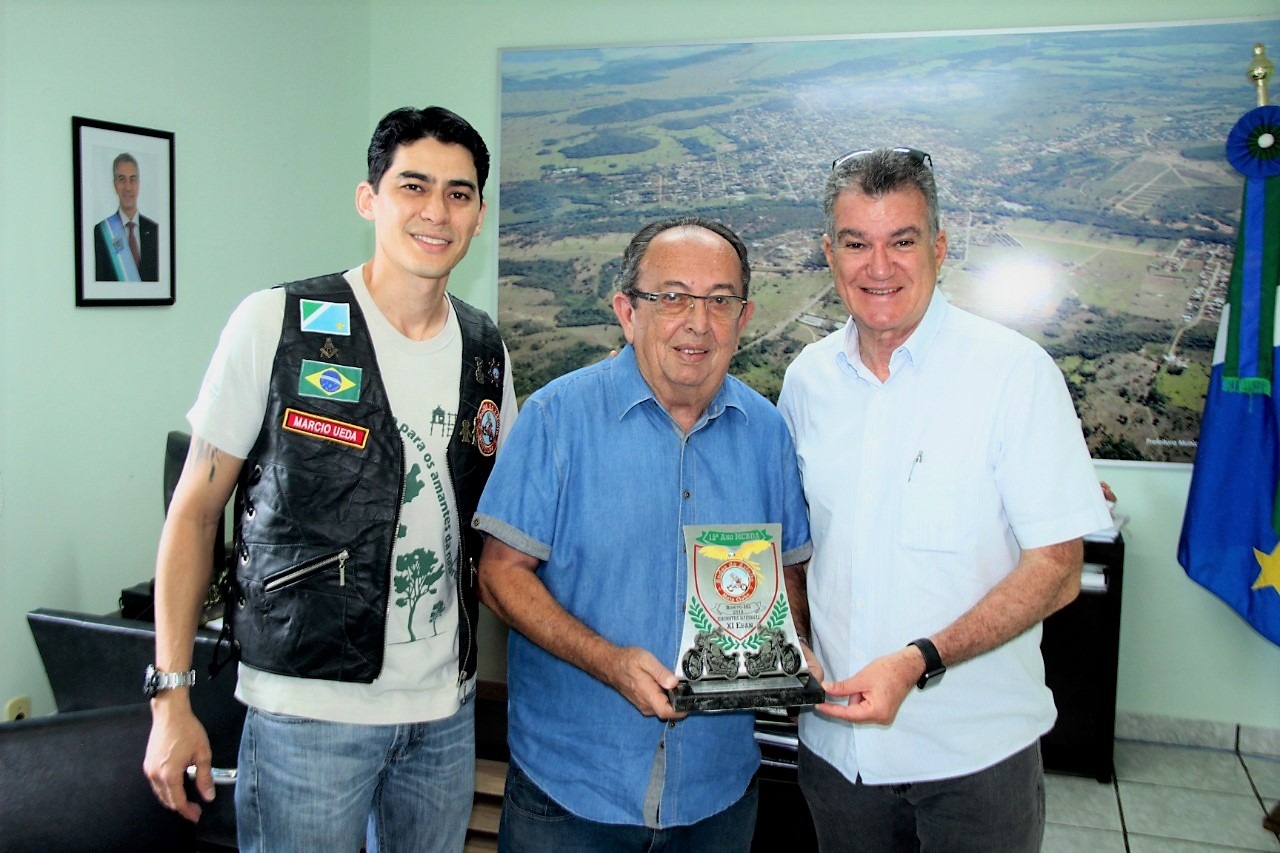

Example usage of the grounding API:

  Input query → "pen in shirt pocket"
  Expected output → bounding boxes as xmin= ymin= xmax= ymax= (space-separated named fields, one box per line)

xmin=908 ymin=451 xmax=923 ymax=482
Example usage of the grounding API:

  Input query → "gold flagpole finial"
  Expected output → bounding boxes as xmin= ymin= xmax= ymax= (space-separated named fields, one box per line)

xmin=1248 ymin=43 xmax=1273 ymax=107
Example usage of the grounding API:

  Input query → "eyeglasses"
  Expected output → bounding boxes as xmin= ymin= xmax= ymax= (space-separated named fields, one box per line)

xmin=831 ymin=147 xmax=933 ymax=171
xmin=627 ymin=289 xmax=749 ymax=320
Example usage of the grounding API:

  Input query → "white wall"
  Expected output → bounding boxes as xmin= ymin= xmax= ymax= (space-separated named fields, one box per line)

xmin=2 ymin=0 xmax=1277 ymax=732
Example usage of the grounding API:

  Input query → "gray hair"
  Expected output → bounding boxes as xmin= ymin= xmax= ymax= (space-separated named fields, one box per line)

xmin=823 ymin=149 xmax=939 ymax=242
xmin=616 ymin=216 xmax=751 ymax=301
xmin=112 ymin=152 xmax=138 ymax=177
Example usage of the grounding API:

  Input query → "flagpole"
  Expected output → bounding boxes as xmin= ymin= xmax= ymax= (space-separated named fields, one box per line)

xmin=1250 ymin=43 xmax=1274 ymax=109
xmin=1238 ymin=38 xmax=1280 ymax=838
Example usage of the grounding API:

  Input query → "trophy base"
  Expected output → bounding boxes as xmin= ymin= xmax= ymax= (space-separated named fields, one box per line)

xmin=667 ymin=672 xmax=825 ymax=713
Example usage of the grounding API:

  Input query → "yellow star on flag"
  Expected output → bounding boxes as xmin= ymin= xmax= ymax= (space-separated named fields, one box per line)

xmin=1251 ymin=542 xmax=1280 ymax=595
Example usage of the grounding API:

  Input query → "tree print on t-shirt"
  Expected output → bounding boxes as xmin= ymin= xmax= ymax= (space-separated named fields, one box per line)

xmin=391 ymin=451 xmax=455 ymax=643
xmin=393 ymin=546 xmax=444 ymax=641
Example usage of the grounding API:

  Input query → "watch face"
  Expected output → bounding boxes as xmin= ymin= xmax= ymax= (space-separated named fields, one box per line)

xmin=143 ymin=664 xmax=159 ymax=697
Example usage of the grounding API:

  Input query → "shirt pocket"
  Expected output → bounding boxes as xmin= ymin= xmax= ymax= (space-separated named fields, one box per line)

xmin=898 ymin=480 xmax=969 ymax=554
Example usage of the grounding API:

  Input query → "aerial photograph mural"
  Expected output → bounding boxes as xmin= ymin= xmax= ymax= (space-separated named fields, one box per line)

xmin=498 ymin=17 xmax=1280 ymax=463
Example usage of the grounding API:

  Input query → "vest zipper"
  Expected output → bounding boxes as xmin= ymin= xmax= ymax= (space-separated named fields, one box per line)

xmin=264 ymin=549 xmax=349 ymax=592
xmin=449 ymin=457 xmax=473 ymax=692
xmin=457 ymin=557 xmax=475 ymax=695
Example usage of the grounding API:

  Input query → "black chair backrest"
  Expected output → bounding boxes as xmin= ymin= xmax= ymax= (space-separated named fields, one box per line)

xmin=28 ymin=608 xmax=244 ymax=768
xmin=0 ymin=704 xmax=197 ymax=852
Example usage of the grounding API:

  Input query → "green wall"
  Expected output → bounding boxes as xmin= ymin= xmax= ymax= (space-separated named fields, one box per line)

xmin=0 ymin=0 xmax=372 ymax=716
xmin=2 ymin=0 xmax=1277 ymax=733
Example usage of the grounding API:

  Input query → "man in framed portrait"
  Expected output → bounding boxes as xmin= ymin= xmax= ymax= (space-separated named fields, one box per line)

xmin=93 ymin=152 xmax=159 ymax=281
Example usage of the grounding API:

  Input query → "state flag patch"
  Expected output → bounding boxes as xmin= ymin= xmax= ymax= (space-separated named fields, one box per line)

xmin=300 ymin=299 xmax=351 ymax=336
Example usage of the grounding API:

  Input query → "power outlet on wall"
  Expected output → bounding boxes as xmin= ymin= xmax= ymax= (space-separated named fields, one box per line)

xmin=4 ymin=695 xmax=31 ymax=721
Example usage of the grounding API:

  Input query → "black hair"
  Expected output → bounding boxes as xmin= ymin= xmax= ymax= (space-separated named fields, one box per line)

xmin=366 ymin=106 xmax=490 ymax=199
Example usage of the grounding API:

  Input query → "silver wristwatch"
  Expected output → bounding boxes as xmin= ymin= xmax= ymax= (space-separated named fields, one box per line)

xmin=143 ymin=663 xmax=197 ymax=698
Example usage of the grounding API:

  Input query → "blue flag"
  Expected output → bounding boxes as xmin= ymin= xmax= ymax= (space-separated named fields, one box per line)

xmin=1178 ymin=105 xmax=1280 ymax=644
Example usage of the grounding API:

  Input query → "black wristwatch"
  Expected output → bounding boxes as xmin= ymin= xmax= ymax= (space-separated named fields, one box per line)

xmin=143 ymin=663 xmax=197 ymax=698
xmin=907 ymin=638 xmax=945 ymax=690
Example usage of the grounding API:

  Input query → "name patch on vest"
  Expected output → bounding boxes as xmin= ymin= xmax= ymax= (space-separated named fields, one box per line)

xmin=282 ymin=408 xmax=370 ymax=449
xmin=300 ymin=299 xmax=351 ymax=336
xmin=298 ymin=359 xmax=362 ymax=403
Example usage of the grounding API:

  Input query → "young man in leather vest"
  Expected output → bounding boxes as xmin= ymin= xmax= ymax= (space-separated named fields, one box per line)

xmin=143 ymin=106 xmax=516 ymax=852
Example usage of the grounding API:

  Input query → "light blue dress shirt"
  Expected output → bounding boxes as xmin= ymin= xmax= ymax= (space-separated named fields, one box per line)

xmin=474 ymin=345 xmax=812 ymax=827
xmin=778 ymin=290 xmax=1111 ymax=785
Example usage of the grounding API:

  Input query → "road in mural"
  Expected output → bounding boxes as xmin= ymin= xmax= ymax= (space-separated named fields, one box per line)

xmin=499 ymin=18 xmax=1280 ymax=463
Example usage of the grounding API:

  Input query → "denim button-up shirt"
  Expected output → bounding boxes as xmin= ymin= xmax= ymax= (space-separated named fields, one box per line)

xmin=474 ymin=345 xmax=811 ymax=827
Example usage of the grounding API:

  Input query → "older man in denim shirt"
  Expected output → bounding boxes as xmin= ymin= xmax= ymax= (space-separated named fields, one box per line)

xmin=473 ymin=216 xmax=812 ymax=852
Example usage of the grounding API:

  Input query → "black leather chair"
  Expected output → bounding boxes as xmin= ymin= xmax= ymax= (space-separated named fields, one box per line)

xmin=1 ymin=430 xmax=241 ymax=850
xmin=0 ymin=703 xmax=198 ymax=852
xmin=24 ymin=608 xmax=242 ymax=849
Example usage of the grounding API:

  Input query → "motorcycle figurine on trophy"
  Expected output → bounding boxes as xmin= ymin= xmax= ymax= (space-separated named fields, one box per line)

xmin=742 ymin=625 xmax=802 ymax=679
xmin=681 ymin=626 xmax=742 ymax=682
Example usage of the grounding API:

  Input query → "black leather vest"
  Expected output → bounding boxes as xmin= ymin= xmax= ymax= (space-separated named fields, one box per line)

xmin=228 ymin=272 xmax=505 ymax=685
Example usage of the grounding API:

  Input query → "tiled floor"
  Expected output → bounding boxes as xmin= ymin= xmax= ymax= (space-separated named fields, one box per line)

xmin=1045 ymin=740 xmax=1280 ymax=851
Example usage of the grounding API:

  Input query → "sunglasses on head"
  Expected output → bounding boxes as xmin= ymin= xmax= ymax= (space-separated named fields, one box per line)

xmin=831 ymin=147 xmax=933 ymax=171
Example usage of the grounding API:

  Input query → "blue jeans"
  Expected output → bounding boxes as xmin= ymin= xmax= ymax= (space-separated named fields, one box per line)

xmin=798 ymin=740 xmax=1044 ymax=853
xmin=235 ymin=701 xmax=475 ymax=853
xmin=498 ymin=758 xmax=758 ymax=852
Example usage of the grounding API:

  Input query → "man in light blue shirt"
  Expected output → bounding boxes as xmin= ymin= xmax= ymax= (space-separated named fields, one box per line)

xmin=778 ymin=148 xmax=1111 ymax=852
xmin=474 ymin=216 xmax=812 ymax=851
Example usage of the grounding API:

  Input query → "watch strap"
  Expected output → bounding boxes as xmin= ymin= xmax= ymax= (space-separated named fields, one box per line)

xmin=144 ymin=664 xmax=197 ymax=697
xmin=907 ymin=638 xmax=945 ymax=689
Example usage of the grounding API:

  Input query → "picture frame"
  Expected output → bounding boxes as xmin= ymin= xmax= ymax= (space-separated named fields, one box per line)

xmin=72 ymin=117 xmax=175 ymax=306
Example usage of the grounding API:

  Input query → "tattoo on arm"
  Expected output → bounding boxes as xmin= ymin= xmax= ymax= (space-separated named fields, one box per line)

xmin=193 ymin=439 xmax=220 ymax=483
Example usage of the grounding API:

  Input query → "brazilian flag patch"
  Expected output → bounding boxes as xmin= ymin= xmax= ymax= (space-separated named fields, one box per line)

xmin=298 ymin=359 xmax=362 ymax=403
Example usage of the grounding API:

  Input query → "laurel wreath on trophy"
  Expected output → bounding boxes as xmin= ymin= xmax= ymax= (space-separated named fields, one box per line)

xmin=687 ymin=596 xmax=791 ymax=651
xmin=686 ymin=597 xmax=730 ymax=648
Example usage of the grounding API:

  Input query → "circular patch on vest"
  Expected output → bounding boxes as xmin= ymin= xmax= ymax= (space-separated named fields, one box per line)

xmin=476 ymin=400 xmax=500 ymax=457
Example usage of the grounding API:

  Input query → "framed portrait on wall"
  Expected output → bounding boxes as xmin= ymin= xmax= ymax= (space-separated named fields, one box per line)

xmin=72 ymin=117 xmax=175 ymax=306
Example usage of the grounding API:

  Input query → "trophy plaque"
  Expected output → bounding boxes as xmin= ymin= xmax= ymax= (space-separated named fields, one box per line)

xmin=668 ymin=523 xmax=824 ymax=712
